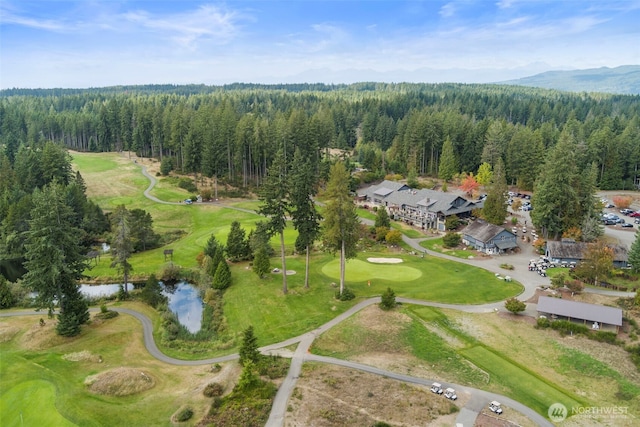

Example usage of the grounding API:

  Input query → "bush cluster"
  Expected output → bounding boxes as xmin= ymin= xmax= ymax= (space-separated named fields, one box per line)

xmin=203 ymin=382 xmax=225 ymax=398
xmin=175 ymin=407 xmax=193 ymax=422
xmin=335 ymin=287 xmax=355 ymax=301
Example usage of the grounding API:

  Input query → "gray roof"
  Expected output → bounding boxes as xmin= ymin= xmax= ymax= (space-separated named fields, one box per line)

xmin=462 ymin=220 xmax=514 ymax=243
xmin=537 ymin=296 xmax=622 ymax=326
xmin=546 ymin=241 xmax=628 ymax=262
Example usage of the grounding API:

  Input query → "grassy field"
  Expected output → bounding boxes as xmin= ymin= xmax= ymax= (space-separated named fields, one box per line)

xmin=420 ymin=236 xmax=481 ymax=259
xmin=310 ymin=304 xmax=637 ymax=423
xmin=0 ymin=312 xmax=215 ymax=427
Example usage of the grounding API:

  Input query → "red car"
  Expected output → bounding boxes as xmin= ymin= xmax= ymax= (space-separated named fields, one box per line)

xmin=630 ymin=211 xmax=640 ymax=218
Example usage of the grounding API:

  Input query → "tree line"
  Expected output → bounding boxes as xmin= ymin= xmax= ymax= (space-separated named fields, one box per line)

xmin=2 ymin=83 xmax=639 ymax=192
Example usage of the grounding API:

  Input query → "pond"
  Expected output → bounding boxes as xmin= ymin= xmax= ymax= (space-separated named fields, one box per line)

xmin=162 ymin=282 xmax=204 ymax=334
xmin=79 ymin=281 xmax=203 ymax=333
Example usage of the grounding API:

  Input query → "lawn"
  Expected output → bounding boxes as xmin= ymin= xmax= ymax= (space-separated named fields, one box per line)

xmin=420 ymin=237 xmax=481 ymax=259
xmin=0 ymin=313 xmax=211 ymax=427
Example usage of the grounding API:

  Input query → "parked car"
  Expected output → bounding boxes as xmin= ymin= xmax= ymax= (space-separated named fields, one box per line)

xmin=184 ymin=199 xmax=193 ymax=204
xmin=621 ymin=222 xmax=634 ymax=228
xmin=489 ymin=401 xmax=503 ymax=414
xmin=430 ymin=382 xmax=443 ymax=394
xmin=444 ymin=388 xmax=457 ymax=400
xmin=621 ymin=208 xmax=634 ymax=215
xmin=635 ymin=218 xmax=640 ymax=224
xmin=629 ymin=211 xmax=640 ymax=218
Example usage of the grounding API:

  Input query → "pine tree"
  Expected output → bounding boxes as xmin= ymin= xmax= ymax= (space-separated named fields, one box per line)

xmin=239 ymin=325 xmax=260 ymax=367
xmin=212 ymin=261 xmax=232 ymax=290
xmin=482 ymin=158 xmax=508 ymax=225
xmin=322 ymin=162 xmax=360 ymax=296
xmin=374 ymin=207 xmax=391 ymax=229
xmin=531 ymin=130 xmax=582 ymax=238
xmin=257 ymin=149 xmax=291 ymax=293
xmin=110 ymin=205 xmax=133 ymax=295
xmin=226 ymin=221 xmax=250 ymax=262
xmin=628 ymin=231 xmax=640 ymax=274
xmin=23 ymin=183 xmax=90 ymax=336
xmin=438 ymin=137 xmax=458 ymax=181
xmin=289 ymin=149 xmax=321 ymax=288
xmin=253 ymin=246 xmax=271 ymax=279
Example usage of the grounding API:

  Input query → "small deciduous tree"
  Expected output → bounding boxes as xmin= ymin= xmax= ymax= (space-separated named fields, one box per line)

xmin=476 ymin=162 xmax=493 ymax=186
xmin=385 ymin=229 xmax=402 ymax=246
xmin=380 ymin=287 xmax=396 ymax=310
xmin=573 ymin=241 xmax=613 ymax=285
xmin=459 ymin=173 xmax=479 ymax=196
xmin=505 ymin=297 xmax=526 ymax=314
xmin=612 ymin=195 xmax=632 ymax=209
xmin=239 ymin=325 xmax=260 ymax=367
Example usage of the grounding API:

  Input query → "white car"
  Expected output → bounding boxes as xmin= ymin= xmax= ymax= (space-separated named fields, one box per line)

xmin=489 ymin=401 xmax=503 ymax=414
xmin=430 ymin=382 xmax=443 ymax=394
xmin=444 ymin=387 xmax=457 ymax=400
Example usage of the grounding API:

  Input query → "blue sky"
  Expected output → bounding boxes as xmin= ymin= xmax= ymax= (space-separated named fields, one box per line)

xmin=1 ymin=0 xmax=639 ymax=88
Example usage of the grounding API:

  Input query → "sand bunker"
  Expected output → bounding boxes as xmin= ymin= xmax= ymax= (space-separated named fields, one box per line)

xmin=271 ymin=268 xmax=297 ymax=275
xmin=367 ymin=257 xmax=403 ymax=264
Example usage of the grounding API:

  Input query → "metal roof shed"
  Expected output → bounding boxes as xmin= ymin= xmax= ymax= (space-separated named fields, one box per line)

xmin=537 ymin=296 xmax=622 ymax=332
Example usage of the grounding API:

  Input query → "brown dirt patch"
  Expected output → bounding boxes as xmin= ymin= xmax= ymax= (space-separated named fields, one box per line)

xmin=285 ymin=363 xmax=459 ymax=427
xmin=62 ymin=350 xmax=102 ymax=363
xmin=19 ymin=318 xmax=70 ymax=350
xmin=476 ymin=410 xmax=537 ymax=427
xmin=85 ymin=367 xmax=156 ymax=396
xmin=0 ymin=324 xmax=20 ymax=343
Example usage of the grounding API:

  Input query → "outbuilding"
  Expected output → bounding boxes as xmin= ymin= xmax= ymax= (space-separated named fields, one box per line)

xmin=537 ymin=296 xmax=623 ymax=332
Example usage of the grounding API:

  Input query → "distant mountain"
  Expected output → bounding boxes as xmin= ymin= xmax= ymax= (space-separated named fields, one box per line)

xmin=499 ymin=65 xmax=640 ymax=95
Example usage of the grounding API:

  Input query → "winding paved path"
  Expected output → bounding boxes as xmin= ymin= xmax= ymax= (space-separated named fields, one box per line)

xmin=4 ymin=157 xmax=630 ymax=426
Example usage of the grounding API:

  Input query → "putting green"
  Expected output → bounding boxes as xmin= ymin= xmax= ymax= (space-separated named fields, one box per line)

xmin=322 ymin=258 xmax=422 ymax=282
xmin=0 ymin=380 xmax=76 ymax=427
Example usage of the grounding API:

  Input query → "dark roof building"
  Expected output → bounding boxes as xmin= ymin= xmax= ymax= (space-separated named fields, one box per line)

xmin=461 ymin=220 xmax=518 ymax=254
xmin=358 ymin=180 xmax=482 ymax=231
xmin=546 ymin=239 xmax=629 ymax=268
xmin=537 ymin=296 xmax=623 ymax=331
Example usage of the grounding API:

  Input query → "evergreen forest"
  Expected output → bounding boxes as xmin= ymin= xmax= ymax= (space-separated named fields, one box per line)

xmin=1 ymin=83 xmax=639 ymax=193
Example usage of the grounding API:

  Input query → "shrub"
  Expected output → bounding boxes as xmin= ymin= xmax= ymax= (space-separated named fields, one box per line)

xmin=175 ymin=407 xmax=193 ymax=422
xmin=160 ymin=157 xmax=173 ymax=175
xmin=442 ymin=232 xmax=461 ymax=248
xmin=177 ymin=178 xmax=197 ymax=193
xmin=380 ymin=287 xmax=396 ymax=310
xmin=536 ymin=317 xmax=550 ymax=328
xmin=592 ymin=331 xmax=619 ymax=344
xmin=335 ymin=287 xmax=355 ymax=301
xmin=504 ymin=297 xmax=526 ymax=314
xmin=203 ymin=382 xmax=225 ymax=397
xmin=550 ymin=320 xmax=589 ymax=336
xmin=161 ymin=263 xmax=182 ymax=285
xmin=445 ymin=215 xmax=460 ymax=230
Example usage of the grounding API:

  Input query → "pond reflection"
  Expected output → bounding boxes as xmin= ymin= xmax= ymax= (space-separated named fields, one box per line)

xmin=79 ymin=281 xmax=203 ymax=333
xmin=162 ymin=282 xmax=203 ymax=334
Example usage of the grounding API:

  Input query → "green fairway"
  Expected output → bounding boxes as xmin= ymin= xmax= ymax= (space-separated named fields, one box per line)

xmin=1 ymin=380 xmax=76 ymax=427
xmin=460 ymin=345 xmax=585 ymax=418
xmin=321 ymin=258 xmax=422 ymax=282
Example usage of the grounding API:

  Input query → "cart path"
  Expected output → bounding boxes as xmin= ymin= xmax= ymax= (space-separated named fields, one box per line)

xmin=2 ymin=299 xmax=553 ymax=427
